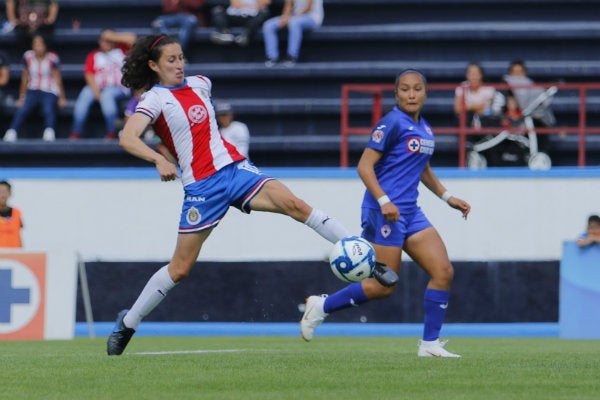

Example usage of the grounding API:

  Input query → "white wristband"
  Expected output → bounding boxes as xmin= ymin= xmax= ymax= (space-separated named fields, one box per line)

xmin=377 ymin=195 xmax=391 ymax=206
xmin=441 ymin=191 xmax=452 ymax=203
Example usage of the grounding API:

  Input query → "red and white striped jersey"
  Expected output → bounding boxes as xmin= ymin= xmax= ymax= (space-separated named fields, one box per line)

xmin=136 ymin=75 xmax=245 ymax=186
xmin=22 ymin=50 xmax=61 ymax=95
xmin=83 ymin=44 xmax=128 ymax=89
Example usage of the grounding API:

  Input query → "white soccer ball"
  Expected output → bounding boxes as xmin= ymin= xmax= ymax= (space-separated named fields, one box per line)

xmin=329 ymin=236 xmax=376 ymax=283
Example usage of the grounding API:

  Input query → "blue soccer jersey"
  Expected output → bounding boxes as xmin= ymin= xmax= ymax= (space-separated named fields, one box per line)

xmin=361 ymin=106 xmax=435 ymax=212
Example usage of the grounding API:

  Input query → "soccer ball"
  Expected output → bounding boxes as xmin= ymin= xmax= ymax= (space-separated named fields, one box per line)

xmin=329 ymin=236 xmax=376 ymax=283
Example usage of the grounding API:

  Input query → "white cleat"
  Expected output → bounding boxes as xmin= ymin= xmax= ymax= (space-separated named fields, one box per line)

xmin=418 ymin=339 xmax=461 ymax=358
xmin=300 ymin=295 xmax=328 ymax=341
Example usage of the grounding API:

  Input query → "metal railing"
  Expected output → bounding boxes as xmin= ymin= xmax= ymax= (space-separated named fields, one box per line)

xmin=340 ymin=82 xmax=600 ymax=168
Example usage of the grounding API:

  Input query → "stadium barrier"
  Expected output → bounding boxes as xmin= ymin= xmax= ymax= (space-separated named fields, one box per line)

xmin=559 ymin=242 xmax=600 ymax=339
xmin=340 ymin=82 xmax=600 ymax=168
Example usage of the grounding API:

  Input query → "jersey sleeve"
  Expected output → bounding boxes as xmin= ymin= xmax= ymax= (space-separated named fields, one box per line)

xmin=135 ymin=90 xmax=162 ymax=123
xmin=366 ymin=114 xmax=398 ymax=153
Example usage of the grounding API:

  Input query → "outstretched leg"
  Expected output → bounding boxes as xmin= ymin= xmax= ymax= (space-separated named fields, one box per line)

xmin=107 ymin=229 xmax=213 ymax=355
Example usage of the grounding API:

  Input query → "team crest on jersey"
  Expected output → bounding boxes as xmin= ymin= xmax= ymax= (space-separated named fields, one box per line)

xmin=407 ymin=138 xmax=421 ymax=152
xmin=371 ymin=125 xmax=386 ymax=143
xmin=186 ymin=206 xmax=202 ymax=225
xmin=187 ymin=105 xmax=208 ymax=125
xmin=380 ymin=224 xmax=392 ymax=238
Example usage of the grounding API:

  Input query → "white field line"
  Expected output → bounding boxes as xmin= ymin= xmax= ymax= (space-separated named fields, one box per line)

xmin=133 ymin=349 xmax=244 ymax=356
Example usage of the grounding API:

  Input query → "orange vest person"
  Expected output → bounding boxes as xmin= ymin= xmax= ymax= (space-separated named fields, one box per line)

xmin=0 ymin=180 xmax=24 ymax=248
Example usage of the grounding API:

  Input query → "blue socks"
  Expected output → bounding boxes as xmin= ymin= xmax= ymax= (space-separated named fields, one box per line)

xmin=323 ymin=282 xmax=368 ymax=313
xmin=423 ymin=288 xmax=450 ymax=341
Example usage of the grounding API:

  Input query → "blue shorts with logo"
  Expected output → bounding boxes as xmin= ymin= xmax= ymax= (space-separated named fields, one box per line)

xmin=361 ymin=206 xmax=432 ymax=247
xmin=179 ymin=160 xmax=274 ymax=233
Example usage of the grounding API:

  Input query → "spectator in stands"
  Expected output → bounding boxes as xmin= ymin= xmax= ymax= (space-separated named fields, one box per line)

xmin=0 ymin=180 xmax=23 ymax=248
xmin=501 ymin=94 xmax=522 ymax=128
xmin=215 ymin=101 xmax=250 ymax=158
xmin=262 ymin=0 xmax=323 ymax=67
xmin=503 ymin=59 xmax=556 ymax=153
xmin=454 ymin=62 xmax=504 ymax=130
xmin=3 ymin=34 xmax=65 ymax=142
xmin=106 ymin=34 xmax=395 ymax=356
xmin=300 ymin=69 xmax=471 ymax=357
xmin=210 ymin=0 xmax=271 ymax=47
xmin=576 ymin=214 xmax=600 ymax=248
xmin=0 ymin=50 xmax=9 ymax=113
xmin=151 ymin=0 xmax=205 ymax=52
xmin=69 ymin=29 xmax=136 ymax=140
xmin=5 ymin=0 xmax=59 ymax=52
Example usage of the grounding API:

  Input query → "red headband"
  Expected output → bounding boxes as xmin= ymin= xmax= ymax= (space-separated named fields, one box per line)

xmin=149 ymin=35 xmax=166 ymax=51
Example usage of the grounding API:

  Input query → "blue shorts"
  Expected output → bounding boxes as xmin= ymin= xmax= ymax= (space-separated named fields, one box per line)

xmin=361 ymin=206 xmax=432 ymax=247
xmin=179 ymin=160 xmax=273 ymax=233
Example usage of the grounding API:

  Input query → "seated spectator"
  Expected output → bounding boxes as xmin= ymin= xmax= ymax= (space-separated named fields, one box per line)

xmin=576 ymin=214 xmax=600 ymax=248
xmin=69 ymin=29 xmax=136 ymax=140
xmin=262 ymin=0 xmax=323 ymax=67
xmin=454 ymin=62 xmax=505 ymax=130
xmin=215 ymin=101 xmax=250 ymax=158
xmin=503 ymin=59 xmax=556 ymax=153
xmin=151 ymin=0 xmax=204 ymax=52
xmin=3 ymin=34 xmax=65 ymax=142
xmin=210 ymin=0 xmax=271 ymax=47
xmin=501 ymin=94 xmax=522 ymax=128
xmin=5 ymin=0 xmax=59 ymax=52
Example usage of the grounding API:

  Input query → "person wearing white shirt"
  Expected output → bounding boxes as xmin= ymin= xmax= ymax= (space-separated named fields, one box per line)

xmin=215 ymin=101 xmax=250 ymax=158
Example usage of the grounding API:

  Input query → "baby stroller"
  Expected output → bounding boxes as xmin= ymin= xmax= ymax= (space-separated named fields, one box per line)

xmin=467 ymin=86 xmax=557 ymax=170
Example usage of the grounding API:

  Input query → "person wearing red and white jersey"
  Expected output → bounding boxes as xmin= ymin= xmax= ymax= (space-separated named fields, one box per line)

xmin=106 ymin=34 xmax=392 ymax=356
xmin=3 ymin=34 xmax=65 ymax=142
xmin=69 ymin=29 xmax=136 ymax=140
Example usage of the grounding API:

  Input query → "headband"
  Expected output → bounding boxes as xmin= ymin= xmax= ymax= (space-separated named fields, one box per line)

xmin=396 ymin=68 xmax=427 ymax=85
xmin=149 ymin=35 xmax=166 ymax=51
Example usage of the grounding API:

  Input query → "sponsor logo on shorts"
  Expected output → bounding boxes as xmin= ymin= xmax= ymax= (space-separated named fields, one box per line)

xmin=185 ymin=195 xmax=206 ymax=202
xmin=186 ymin=206 xmax=202 ymax=225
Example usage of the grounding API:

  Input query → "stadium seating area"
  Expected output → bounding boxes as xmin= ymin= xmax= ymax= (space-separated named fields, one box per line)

xmin=1 ymin=0 xmax=600 ymax=167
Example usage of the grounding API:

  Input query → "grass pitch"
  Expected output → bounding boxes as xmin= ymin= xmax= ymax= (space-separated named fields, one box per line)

xmin=1 ymin=337 xmax=599 ymax=400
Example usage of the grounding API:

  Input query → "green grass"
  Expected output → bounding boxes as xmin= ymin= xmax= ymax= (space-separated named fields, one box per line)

xmin=1 ymin=337 xmax=599 ymax=400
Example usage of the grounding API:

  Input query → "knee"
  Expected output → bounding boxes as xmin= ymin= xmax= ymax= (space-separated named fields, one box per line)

xmin=168 ymin=262 xmax=193 ymax=282
xmin=432 ymin=263 xmax=454 ymax=288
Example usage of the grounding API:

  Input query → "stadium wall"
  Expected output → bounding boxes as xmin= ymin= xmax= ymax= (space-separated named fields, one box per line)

xmin=3 ymin=166 xmax=598 ymax=261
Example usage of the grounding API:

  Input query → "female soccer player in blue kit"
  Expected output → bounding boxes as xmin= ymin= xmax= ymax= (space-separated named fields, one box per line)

xmin=301 ymin=69 xmax=471 ymax=357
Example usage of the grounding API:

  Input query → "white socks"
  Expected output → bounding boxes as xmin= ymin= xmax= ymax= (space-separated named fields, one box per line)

xmin=123 ymin=265 xmax=177 ymax=330
xmin=304 ymin=208 xmax=351 ymax=244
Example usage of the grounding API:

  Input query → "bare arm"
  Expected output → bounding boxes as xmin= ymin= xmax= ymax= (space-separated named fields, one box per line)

xmin=46 ymin=1 xmax=59 ymax=24
xmin=16 ymin=68 xmax=29 ymax=107
xmin=0 ymin=66 xmax=9 ymax=87
xmin=120 ymin=113 xmax=179 ymax=181
xmin=421 ymin=163 xmax=471 ymax=219
xmin=6 ymin=0 xmax=18 ymax=25
xmin=357 ymin=147 xmax=400 ymax=222
xmin=102 ymin=30 xmax=138 ymax=47
xmin=52 ymin=67 xmax=66 ymax=108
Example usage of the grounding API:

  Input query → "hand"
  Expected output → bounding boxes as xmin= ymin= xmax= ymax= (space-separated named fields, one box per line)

xmin=155 ymin=157 xmax=179 ymax=181
xmin=381 ymin=201 xmax=400 ymax=222
xmin=448 ymin=196 xmax=471 ymax=220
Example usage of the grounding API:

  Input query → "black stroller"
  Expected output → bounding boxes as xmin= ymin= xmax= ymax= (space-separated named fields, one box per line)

xmin=467 ymin=85 xmax=557 ymax=170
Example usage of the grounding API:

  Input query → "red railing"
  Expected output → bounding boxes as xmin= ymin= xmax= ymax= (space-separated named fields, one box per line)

xmin=340 ymin=82 xmax=600 ymax=168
